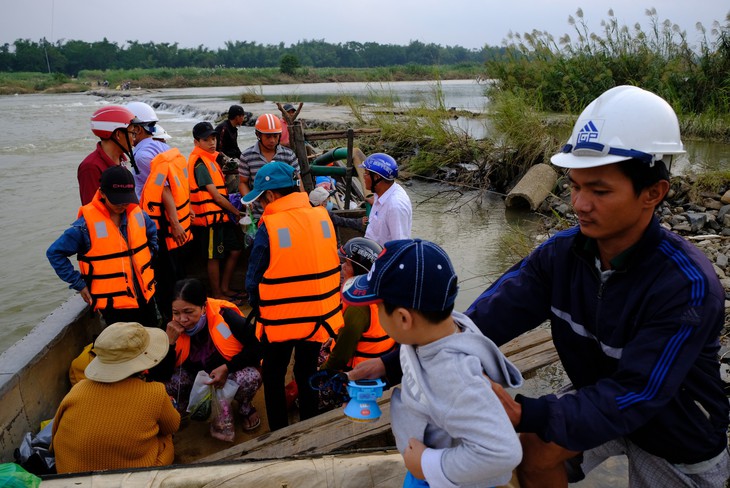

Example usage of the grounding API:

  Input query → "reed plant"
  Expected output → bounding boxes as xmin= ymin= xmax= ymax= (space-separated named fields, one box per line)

xmin=485 ymin=8 xmax=730 ymax=118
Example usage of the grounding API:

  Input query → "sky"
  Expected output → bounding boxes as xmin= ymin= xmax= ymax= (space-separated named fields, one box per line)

xmin=1 ymin=0 xmax=728 ymax=51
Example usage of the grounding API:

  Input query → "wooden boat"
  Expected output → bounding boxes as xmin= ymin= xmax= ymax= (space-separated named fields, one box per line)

xmin=0 ymin=123 xmax=560 ymax=480
xmin=0 ymin=290 xmax=557 ymax=470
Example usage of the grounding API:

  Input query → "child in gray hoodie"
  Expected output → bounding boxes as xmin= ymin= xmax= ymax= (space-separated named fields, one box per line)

xmin=342 ymin=238 xmax=523 ymax=488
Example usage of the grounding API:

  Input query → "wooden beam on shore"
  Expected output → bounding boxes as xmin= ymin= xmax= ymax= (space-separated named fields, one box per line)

xmin=304 ymin=128 xmax=381 ymax=141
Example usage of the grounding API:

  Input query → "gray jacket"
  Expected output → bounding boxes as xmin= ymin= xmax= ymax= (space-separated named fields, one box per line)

xmin=390 ymin=311 xmax=523 ymax=487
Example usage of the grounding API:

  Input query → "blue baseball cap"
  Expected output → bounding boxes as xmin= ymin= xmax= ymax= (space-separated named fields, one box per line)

xmin=241 ymin=161 xmax=298 ymax=204
xmin=342 ymin=239 xmax=458 ymax=311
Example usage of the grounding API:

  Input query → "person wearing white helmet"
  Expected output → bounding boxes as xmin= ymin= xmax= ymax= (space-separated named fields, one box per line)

xmin=350 ymin=86 xmax=730 ymax=487
xmin=126 ymin=101 xmax=166 ymax=197
xmin=151 ymin=125 xmax=172 ymax=142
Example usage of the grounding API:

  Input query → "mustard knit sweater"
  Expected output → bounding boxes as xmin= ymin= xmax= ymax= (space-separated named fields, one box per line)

xmin=52 ymin=377 xmax=181 ymax=473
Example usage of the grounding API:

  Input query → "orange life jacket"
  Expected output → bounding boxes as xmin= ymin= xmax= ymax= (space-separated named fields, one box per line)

xmin=344 ymin=303 xmax=397 ymax=367
xmin=174 ymin=298 xmax=244 ymax=367
xmin=257 ymin=192 xmax=344 ymax=343
xmin=187 ymin=147 xmax=229 ymax=227
xmin=77 ymin=191 xmax=155 ymax=311
xmin=140 ymin=147 xmax=193 ymax=250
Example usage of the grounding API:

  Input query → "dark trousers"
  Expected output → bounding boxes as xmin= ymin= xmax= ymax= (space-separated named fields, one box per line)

xmin=100 ymin=296 xmax=159 ymax=328
xmin=153 ymin=241 xmax=189 ymax=323
xmin=262 ymin=339 xmax=322 ymax=431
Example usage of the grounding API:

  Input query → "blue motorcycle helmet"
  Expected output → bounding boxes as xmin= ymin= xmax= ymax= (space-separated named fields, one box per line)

xmin=360 ymin=153 xmax=398 ymax=180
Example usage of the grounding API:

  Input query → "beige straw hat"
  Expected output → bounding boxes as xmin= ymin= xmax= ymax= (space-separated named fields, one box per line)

xmin=85 ymin=322 xmax=169 ymax=383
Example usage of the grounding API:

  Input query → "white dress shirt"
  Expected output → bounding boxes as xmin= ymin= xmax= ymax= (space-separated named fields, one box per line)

xmin=365 ymin=182 xmax=412 ymax=246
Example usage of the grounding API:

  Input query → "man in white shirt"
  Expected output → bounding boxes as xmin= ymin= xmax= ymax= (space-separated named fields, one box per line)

xmin=361 ymin=153 xmax=412 ymax=246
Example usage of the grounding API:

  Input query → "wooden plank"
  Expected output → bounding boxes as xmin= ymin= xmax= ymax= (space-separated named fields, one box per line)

xmin=499 ymin=328 xmax=552 ymax=357
xmin=204 ymin=389 xmax=395 ymax=462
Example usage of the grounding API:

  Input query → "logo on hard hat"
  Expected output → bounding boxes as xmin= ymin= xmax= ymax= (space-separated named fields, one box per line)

xmin=576 ymin=120 xmax=600 ymax=144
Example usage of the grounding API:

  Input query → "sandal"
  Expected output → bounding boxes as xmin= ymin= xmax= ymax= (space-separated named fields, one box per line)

xmin=242 ymin=411 xmax=261 ymax=431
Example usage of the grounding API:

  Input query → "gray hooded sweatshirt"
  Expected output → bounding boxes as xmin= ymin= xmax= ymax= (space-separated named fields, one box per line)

xmin=390 ymin=311 xmax=523 ymax=487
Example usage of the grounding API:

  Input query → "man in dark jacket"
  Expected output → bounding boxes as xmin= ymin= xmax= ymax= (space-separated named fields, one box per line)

xmin=216 ymin=104 xmax=247 ymax=193
xmin=350 ymin=86 xmax=730 ymax=487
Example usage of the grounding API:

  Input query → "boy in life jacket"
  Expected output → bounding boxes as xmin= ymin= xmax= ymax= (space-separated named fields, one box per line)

xmin=187 ymin=122 xmax=244 ymax=304
xmin=47 ymin=166 xmax=160 ymax=328
xmin=243 ymin=161 xmax=344 ymax=431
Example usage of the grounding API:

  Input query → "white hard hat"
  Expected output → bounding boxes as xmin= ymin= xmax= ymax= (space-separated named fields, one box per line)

xmin=550 ymin=85 xmax=685 ymax=169
xmin=126 ymin=101 xmax=159 ymax=124
xmin=151 ymin=124 xmax=172 ymax=141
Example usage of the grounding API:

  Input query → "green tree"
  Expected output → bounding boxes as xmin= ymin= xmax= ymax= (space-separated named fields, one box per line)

xmin=279 ymin=53 xmax=300 ymax=74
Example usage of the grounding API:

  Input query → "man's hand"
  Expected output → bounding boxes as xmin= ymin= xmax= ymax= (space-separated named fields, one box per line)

xmin=489 ymin=378 xmax=522 ymax=427
xmin=404 ymin=438 xmax=426 ymax=479
xmin=79 ymin=287 xmax=92 ymax=305
xmin=347 ymin=358 xmax=385 ymax=381
xmin=170 ymin=221 xmax=187 ymax=246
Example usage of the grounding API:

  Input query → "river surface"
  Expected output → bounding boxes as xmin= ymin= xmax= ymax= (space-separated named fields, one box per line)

xmin=1 ymin=81 xmax=728 ymax=486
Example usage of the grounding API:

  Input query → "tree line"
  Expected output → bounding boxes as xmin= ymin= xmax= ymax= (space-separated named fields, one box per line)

xmin=0 ymin=38 xmax=501 ymax=75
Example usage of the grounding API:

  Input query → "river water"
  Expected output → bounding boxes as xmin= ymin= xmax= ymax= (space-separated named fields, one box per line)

xmin=1 ymin=82 xmax=728 ymax=486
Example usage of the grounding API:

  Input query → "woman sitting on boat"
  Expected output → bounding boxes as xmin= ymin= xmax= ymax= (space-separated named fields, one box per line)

xmin=165 ymin=278 xmax=263 ymax=431
xmin=52 ymin=322 xmax=180 ymax=473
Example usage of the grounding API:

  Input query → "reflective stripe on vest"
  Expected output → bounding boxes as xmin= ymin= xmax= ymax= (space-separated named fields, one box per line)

xmin=140 ymin=147 xmax=193 ymax=250
xmin=174 ymin=298 xmax=244 ymax=367
xmin=257 ymin=192 xmax=344 ymax=343
xmin=347 ymin=303 xmax=397 ymax=367
xmin=77 ymin=191 xmax=155 ymax=311
xmin=187 ymin=147 xmax=229 ymax=227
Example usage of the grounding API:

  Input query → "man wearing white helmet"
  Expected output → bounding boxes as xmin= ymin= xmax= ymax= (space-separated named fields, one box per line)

xmin=352 ymin=86 xmax=730 ymax=487
xmin=126 ymin=101 xmax=167 ymax=197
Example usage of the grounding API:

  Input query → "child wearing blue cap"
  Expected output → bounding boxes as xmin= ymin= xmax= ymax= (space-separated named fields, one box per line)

xmin=342 ymin=239 xmax=522 ymax=488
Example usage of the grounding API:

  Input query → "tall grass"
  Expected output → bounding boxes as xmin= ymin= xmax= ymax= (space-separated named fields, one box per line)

xmin=486 ymin=8 xmax=730 ymax=118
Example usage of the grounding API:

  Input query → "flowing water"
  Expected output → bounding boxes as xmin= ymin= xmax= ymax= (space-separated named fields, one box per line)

xmin=1 ymin=82 xmax=728 ymax=486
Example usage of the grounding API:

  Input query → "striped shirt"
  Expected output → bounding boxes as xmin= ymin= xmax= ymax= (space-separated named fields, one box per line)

xmin=239 ymin=142 xmax=299 ymax=218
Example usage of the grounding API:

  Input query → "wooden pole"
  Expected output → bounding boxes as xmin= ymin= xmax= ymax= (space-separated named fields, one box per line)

xmin=276 ymin=102 xmax=312 ymax=192
xmin=344 ymin=129 xmax=354 ymax=209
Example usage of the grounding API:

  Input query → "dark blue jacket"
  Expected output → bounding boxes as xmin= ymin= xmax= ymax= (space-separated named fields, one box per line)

xmin=465 ymin=217 xmax=728 ymax=465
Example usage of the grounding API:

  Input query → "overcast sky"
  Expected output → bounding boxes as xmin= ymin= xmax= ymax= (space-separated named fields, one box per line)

xmin=1 ymin=1 xmax=728 ymax=51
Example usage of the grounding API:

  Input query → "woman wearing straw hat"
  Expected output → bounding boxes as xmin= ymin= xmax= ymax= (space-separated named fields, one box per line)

xmin=51 ymin=322 xmax=181 ymax=474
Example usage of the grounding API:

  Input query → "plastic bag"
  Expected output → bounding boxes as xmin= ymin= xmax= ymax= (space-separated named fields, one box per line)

xmin=239 ymin=206 xmax=257 ymax=248
xmin=209 ymin=379 xmax=238 ymax=442
xmin=187 ymin=371 xmax=213 ymax=421
xmin=13 ymin=420 xmax=55 ymax=475
xmin=0 ymin=463 xmax=41 ymax=488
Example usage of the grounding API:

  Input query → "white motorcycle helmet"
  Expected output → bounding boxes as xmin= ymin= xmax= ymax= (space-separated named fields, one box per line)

xmin=126 ymin=101 xmax=159 ymax=134
xmin=550 ymin=85 xmax=685 ymax=169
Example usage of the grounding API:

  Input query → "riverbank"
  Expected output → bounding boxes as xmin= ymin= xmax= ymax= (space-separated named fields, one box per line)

xmin=0 ymin=64 xmax=484 ymax=95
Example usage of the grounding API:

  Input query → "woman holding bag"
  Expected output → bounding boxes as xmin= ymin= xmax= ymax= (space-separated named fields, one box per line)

xmin=164 ymin=278 xmax=263 ymax=431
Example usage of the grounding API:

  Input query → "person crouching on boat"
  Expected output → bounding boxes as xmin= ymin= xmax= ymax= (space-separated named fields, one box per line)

xmin=164 ymin=278 xmax=263 ymax=431
xmin=51 ymin=322 xmax=181 ymax=473
xmin=46 ymin=166 xmax=160 ymax=328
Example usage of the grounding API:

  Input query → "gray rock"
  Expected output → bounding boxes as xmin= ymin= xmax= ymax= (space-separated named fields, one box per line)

xmin=686 ymin=212 xmax=708 ymax=232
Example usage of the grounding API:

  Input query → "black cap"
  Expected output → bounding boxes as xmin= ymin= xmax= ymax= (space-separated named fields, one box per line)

xmin=192 ymin=121 xmax=218 ymax=140
xmin=228 ymin=105 xmax=245 ymax=118
xmin=100 ymin=166 xmax=138 ymax=205
xmin=283 ymin=103 xmax=296 ymax=113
